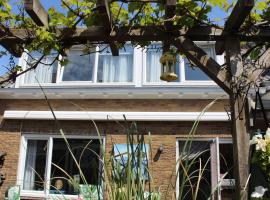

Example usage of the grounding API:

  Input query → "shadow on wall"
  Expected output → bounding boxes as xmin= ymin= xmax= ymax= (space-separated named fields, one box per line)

xmin=0 ymin=151 xmax=7 ymax=186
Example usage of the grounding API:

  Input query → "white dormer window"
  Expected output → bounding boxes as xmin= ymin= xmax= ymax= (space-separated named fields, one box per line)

xmin=18 ymin=42 xmax=221 ymax=87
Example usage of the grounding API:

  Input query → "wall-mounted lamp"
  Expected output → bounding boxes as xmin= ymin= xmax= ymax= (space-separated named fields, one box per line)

xmin=158 ymin=144 xmax=164 ymax=153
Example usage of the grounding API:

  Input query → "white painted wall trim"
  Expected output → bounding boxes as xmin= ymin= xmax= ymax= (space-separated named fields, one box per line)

xmin=4 ymin=111 xmax=230 ymax=121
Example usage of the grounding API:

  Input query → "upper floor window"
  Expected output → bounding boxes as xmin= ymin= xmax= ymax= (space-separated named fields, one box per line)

xmin=24 ymin=54 xmax=58 ymax=84
xmin=184 ymin=46 xmax=213 ymax=81
xmin=97 ymin=46 xmax=133 ymax=83
xmin=145 ymin=46 xmax=180 ymax=83
xmin=19 ymin=43 xmax=218 ymax=86
xmin=62 ymin=49 xmax=95 ymax=81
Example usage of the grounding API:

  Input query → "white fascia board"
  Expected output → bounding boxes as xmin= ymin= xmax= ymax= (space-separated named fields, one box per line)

xmin=0 ymin=87 xmax=227 ymax=99
xmin=4 ymin=111 xmax=229 ymax=121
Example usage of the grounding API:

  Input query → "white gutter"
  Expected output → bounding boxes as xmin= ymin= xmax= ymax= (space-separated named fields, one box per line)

xmin=4 ymin=111 xmax=230 ymax=121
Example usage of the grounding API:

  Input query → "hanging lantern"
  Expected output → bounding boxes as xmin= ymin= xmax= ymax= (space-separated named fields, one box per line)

xmin=159 ymin=52 xmax=178 ymax=82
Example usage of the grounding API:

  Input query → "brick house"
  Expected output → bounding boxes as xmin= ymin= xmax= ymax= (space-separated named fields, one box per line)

xmin=0 ymin=43 xmax=234 ymax=199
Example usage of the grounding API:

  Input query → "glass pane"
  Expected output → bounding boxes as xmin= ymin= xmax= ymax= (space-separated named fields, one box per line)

xmin=62 ymin=50 xmax=94 ymax=81
xmin=184 ymin=47 xmax=212 ymax=81
xmin=178 ymin=141 xmax=211 ymax=200
xmin=50 ymin=139 xmax=101 ymax=195
xmin=23 ymin=140 xmax=47 ymax=191
xmin=113 ymin=144 xmax=149 ymax=181
xmin=220 ymin=143 xmax=235 ymax=199
xmin=146 ymin=46 xmax=180 ymax=82
xmin=24 ymin=55 xmax=58 ymax=84
xmin=97 ymin=46 xmax=133 ymax=82
xmin=219 ymin=143 xmax=234 ymax=179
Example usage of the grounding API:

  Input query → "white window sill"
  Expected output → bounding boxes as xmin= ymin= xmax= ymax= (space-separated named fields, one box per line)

xmin=18 ymin=82 xmax=136 ymax=88
xmin=21 ymin=191 xmax=45 ymax=199
xmin=180 ymin=81 xmax=216 ymax=86
xmin=21 ymin=193 xmax=80 ymax=200
xmin=142 ymin=81 xmax=217 ymax=87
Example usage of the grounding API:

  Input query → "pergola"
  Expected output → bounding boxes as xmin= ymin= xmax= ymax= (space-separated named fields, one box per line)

xmin=1 ymin=0 xmax=270 ymax=199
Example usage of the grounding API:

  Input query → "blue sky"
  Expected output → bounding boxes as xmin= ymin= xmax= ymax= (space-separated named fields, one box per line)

xmin=0 ymin=1 xmax=228 ymax=76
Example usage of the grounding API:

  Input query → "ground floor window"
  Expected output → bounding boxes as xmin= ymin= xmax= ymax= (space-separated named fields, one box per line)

xmin=19 ymin=135 xmax=103 ymax=198
xmin=177 ymin=138 xmax=234 ymax=200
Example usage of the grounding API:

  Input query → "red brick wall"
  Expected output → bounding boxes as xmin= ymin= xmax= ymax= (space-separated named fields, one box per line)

xmin=0 ymin=99 xmax=229 ymax=112
xmin=0 ymin=99 xmax=231 ymax=199
xmin=0 ymin=132 xmax=21 ymax=199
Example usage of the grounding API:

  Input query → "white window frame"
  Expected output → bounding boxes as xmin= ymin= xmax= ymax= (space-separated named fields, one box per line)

xmin=175 ymin=137 xmax=233 ymax=200
xmin=17 ymin=134 xmax=105 ymax=199
xmin=142 ymin=42 xmax=218 ymax=87
xmin=181 ymin=42 xmax=216 ymax=86
xmin=17 ymin=45 xmax=137 ymax=87
xmin=94 ymin=44 xmax=137 ymax=86
xmin=59 ymin=45 xmax=95 ymax=84
xmin=16 ymin=52 xmax=61 ymax=88
xmin=16 ymin=42 xmax=221 ymax=88
xmin=142 ymin=43 xmax=183 ymax=86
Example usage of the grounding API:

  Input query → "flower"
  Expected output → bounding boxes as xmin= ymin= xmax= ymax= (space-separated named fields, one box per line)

xmin=265 ymin=128 xmax=270 ymax=143
xmin=251 ymin=186 xmax=268 ymax=198
xmin=252 ymin=129 xmax=270 ymax=183
xmin=250 ymin=134 xmax=263 ymax=145
xmin=256 ymin=139 xmax=267 ymax=152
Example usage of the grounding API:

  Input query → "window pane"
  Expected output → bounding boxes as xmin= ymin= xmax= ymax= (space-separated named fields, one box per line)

xmin=50 ymin=139 xmax=101 ymax=195
xmin=24 ymin=55 xmax=58 ymax=84
xmin=113 ymin=144 xmax=149 ymax=181
xmin=178 ymin=141 xmax=211 ymax=200
xmin=23 ymin=140 xmax=47 ymax=191
xmin=62 ymin=50 xmax=94 ymax=81
xmin=146 ymin=46 xmax=180 ymax=82
xmin=220 ymin=143 xmax=235 ymax=199
xmin=97 ymin=46 xmax=133 ymax=82
xmin=184 ymin=47 xmax=212 ymax=81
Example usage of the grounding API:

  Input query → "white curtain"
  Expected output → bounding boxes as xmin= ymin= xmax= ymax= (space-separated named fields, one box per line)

xmin=99 ymin=54 xmax=132 ymax=82
xmin=23 ymin=140 xmax=37 ymax=190
xmin=24 ymin=56 xmax=55 ymax=84
xmin=146 ymin=51 xmax=162 ymax=82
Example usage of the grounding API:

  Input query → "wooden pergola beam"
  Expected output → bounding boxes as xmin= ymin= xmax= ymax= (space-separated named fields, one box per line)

xmin=6 ymin=26 xmax=270 ymax=43
xmin=215 ymin=0 xmax=254 ymax=54
xmin=226 ymin=0 xmax=254 ymax=31
xmin=248 ymin=48 xmax=270 ymax=83
xmin=163 ymin=0 xmax=176 ymax=53
xmin=2 ymin=25 xmax=270 ymax=57
xmin=96 ymin=0 xmax=119 ymax=56
xmin=0 ymin=27 xmax=24 ymax=58
xmin=173 ymin=37 xmax=231 ymax=94
xmin=24 ymin=0 xmax=49 ymax=27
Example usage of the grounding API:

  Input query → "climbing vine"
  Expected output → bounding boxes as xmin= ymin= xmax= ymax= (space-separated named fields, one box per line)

xmin=0 ymin=0 xmax=270 ymax=84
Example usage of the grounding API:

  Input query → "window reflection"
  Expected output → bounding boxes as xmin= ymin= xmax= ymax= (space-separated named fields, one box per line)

xmin=62 ymin=50 xmax=94 ymax=81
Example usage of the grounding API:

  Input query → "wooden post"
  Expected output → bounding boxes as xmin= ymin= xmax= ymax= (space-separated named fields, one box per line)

xmin=215 ymin=0 xmax=254 ymax=54
xmin=225 ymin=37 xmax=250 ymax=200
